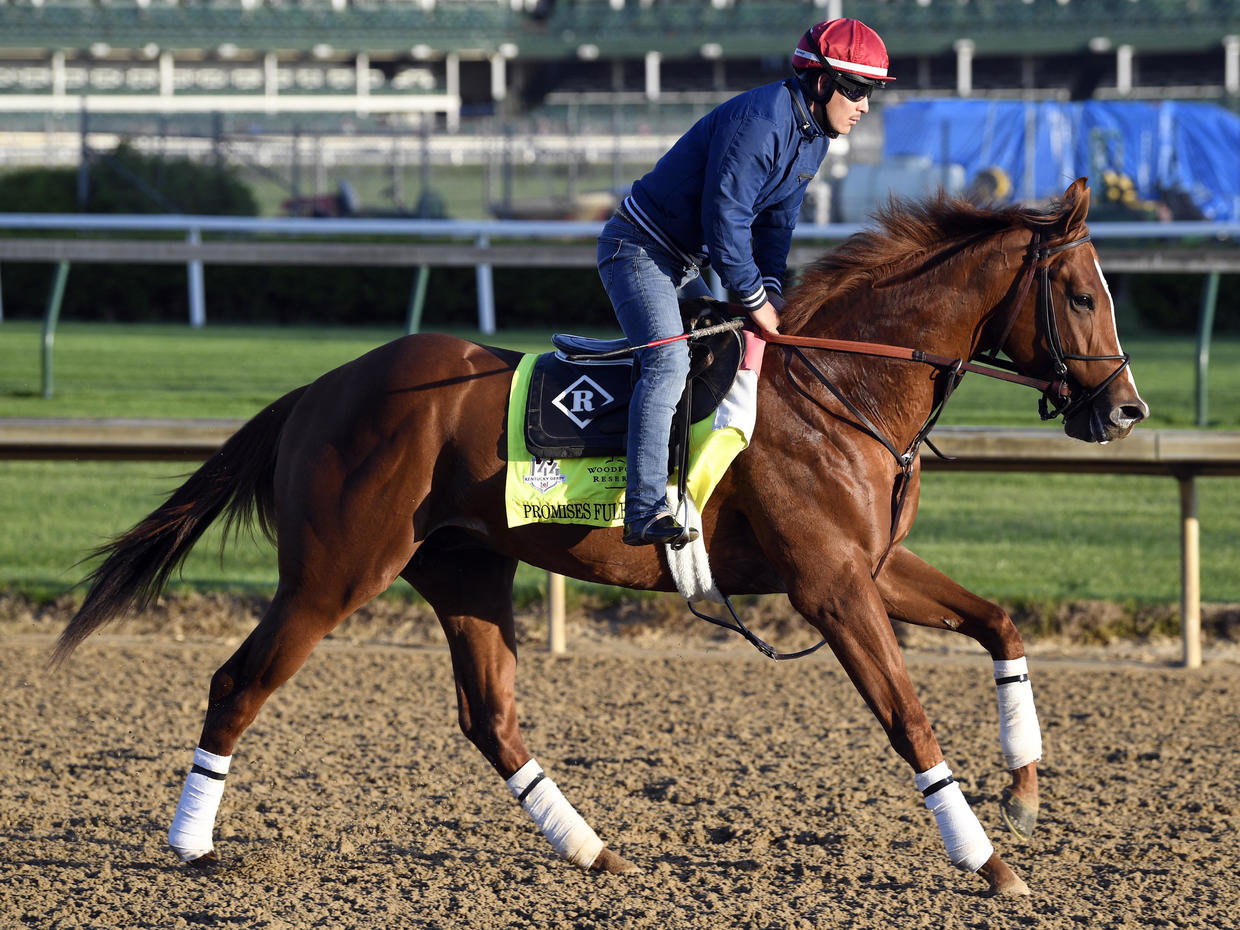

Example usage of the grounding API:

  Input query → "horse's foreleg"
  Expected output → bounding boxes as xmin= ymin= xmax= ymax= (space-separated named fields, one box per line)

xmin=403 ymin=542 xmax=636 ymax=874
xmin=877 ymin=545 xmax=1042 ymax=840
xmin=790 ymin=568 xmax=1029 ymax=896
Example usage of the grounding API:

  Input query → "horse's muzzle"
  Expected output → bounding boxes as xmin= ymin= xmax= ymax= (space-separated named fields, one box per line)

xmin=1064 ymin=393 xmax=1149 ymax=443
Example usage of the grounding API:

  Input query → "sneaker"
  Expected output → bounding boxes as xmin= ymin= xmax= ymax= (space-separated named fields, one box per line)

xmin=622 ymin=513 xmax=699 ymax=547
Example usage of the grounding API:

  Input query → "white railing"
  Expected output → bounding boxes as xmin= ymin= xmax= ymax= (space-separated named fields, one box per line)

xmin=1 ymin=212 xmax=1237 ymax=328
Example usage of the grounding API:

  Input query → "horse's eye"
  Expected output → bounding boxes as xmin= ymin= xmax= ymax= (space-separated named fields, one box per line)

xmin=1071 ymin=293 xmax=1094 ymax=311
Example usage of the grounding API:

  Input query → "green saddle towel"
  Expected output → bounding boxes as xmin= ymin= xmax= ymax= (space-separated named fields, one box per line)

xmin=505 ymin=353 xmax=758 ymax=528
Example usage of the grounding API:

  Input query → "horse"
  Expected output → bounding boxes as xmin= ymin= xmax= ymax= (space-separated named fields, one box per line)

xmin=55 ymin=178 xmax=1147 ymax=896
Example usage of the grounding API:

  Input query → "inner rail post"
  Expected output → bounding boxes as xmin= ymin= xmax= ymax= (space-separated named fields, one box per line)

xmin=1177 ymin=470 xmax=1203 ymax=668
xmin=547 ymin=572 xmax=566 ymax=654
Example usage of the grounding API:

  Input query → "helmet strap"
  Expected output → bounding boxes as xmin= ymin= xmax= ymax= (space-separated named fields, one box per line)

xmin=793 ymin=69 xmax=839 ymax=138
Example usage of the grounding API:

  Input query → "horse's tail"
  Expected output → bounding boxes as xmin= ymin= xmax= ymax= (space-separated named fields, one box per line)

xmin=52 ymin=386 xmax=308 ymax=666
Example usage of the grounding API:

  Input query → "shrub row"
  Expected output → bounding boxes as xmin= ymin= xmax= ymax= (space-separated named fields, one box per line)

xmin=0 ymin=258 xmax=617 ymax=329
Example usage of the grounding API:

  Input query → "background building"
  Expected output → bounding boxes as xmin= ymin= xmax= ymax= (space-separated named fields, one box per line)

xmin=0 ymin=0 xmax=1236 ymax=218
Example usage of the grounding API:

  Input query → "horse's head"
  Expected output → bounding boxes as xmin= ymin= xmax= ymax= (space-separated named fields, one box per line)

xmin=995 ymin=179 xmax=1149 ymax=443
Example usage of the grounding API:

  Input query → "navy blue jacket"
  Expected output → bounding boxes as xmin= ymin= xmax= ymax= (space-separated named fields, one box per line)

xmin=622 ymin=79 xmax=831 ymax=310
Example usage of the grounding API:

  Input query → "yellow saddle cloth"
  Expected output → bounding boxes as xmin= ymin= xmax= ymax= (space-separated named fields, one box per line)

xmin=504 ymin=353 xmax=757 ymax=528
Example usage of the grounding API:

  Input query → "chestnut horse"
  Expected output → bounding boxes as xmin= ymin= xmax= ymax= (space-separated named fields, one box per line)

xmin=56 ymin=179 xmax=1146 ymax=895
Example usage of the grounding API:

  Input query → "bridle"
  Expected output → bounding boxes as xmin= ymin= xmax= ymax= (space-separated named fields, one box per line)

xmin=765 ymin=227 xmax=1131 ymax=461
xmin=974 ymin=230 xmax=1131 ymax=423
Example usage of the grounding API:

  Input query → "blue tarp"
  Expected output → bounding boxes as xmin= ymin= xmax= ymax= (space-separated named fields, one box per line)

xmin=882 ymin=100 xmax=1240 ymax=221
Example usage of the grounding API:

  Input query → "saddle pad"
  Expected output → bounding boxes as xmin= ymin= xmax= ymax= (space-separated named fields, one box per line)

xmin=505 ymin=353 xmax=758 ymax=528
xmin=525 ymin=318 xmax=744 ymax=459
xmin=524 ymin=351 xmax=633 ymax=458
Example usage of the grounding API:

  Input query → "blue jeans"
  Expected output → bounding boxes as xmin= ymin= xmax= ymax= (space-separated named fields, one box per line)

xmin=597 ymin=214 xmax=712 ymax=523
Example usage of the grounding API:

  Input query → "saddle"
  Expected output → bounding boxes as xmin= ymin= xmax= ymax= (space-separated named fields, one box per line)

xmin=524 ymin=298 xmax=745 ymax=459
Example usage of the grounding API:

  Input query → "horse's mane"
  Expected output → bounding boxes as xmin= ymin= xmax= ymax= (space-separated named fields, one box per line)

xmin=780 ymin=191 xmax=1067 ymax=335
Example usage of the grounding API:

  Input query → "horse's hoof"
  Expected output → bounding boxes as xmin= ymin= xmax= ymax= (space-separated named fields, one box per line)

xmin=588 ymin=847 xmax=639 ymax=874
xmin=976 ymin=853 xmax=1031 ymax=897
xmin=183 ymin=850 xmax=220 ymax=871
xmin=1000 ymin=786 xmax=1038 ymax=840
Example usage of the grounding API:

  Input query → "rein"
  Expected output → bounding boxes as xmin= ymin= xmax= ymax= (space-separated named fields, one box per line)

xmin=765 ymin=230 xmax=1108 ymax=460
xmin=762 ymin=231 xmax=1096 ymax=407
xmin=763 ymin=332 xmax=1064 ymax=398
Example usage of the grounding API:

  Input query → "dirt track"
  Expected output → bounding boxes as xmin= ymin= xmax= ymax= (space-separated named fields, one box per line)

xmin=2 ymin=621 xmax=1238 ymax=929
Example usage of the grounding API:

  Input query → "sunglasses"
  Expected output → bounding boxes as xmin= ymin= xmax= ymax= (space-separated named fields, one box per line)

xmin=834 ymin=76 xmax=874 ymax=102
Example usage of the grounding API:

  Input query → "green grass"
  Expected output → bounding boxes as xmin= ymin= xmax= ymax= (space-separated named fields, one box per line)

xmin=906 ymin=471 xmax=1238 ymax=603
xmin=1 ymin=322 xmax=1237 ymax=605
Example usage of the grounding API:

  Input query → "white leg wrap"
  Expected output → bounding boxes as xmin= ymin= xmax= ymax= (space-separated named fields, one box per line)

xmin=915 ymin=761 xmax=994 ymax=873
xmin=506 ymin=759 xmax=605 ymax=869
xmin=994 ymin=657 xmax=1043 ymax=770
xmin=168 ymin=747 xmax=231 ymax=861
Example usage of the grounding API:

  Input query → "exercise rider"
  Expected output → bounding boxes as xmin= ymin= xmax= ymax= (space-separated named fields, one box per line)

xmin=596 ymin=17 xmax=895 ymax=546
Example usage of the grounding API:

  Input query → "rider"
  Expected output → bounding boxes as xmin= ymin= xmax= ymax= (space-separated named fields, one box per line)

xmin=598 ymin=18 xmax=895 ymax=546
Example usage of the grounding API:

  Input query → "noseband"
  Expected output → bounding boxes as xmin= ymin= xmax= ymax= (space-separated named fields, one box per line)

xmin=978 ymin=230 xmax=1132 ymax=423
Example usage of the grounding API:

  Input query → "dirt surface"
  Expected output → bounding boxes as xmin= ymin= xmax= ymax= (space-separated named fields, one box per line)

xmin=2 ymin=602 xmax=1239 ymax=929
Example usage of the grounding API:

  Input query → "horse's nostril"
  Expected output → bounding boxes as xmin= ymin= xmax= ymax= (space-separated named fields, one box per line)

xmin=1114 ymin=403 xmax=1148 ymax=426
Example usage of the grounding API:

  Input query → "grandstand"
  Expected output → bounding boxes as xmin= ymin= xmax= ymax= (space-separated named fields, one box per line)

xmin=0 ymin=1 xmax=1236 ymax=217
xmin=0 ymin=0 xmax=1235 ymax=126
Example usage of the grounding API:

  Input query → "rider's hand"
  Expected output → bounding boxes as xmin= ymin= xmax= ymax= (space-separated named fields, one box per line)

xmin=749 ymin=300 xmax=781 ymax=337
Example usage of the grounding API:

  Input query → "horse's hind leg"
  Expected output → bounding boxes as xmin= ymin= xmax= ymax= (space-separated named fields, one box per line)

xmin=877 ymin=545 xmax=1042 ymax=841
xmin=167 ymin=583 xmax=373 ymax=862
xmin=401 ymin=537 xmax=635 ymax=874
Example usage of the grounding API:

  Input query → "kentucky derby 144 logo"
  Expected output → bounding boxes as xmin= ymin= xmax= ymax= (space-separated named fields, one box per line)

xmin=524 ymin=457 xmax=567 ymax=493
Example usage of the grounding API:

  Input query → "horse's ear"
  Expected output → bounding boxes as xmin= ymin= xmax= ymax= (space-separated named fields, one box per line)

xmin=1059 ymin=178 xmax=1091 ymax=232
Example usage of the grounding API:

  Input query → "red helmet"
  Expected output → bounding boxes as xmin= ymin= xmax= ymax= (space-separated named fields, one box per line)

xmin=792 ymin=18 xmax=895 ymax=86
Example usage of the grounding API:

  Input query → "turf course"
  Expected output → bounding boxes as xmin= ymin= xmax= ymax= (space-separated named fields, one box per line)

xmin=1 ymin=321 xmax=1237 ymax=606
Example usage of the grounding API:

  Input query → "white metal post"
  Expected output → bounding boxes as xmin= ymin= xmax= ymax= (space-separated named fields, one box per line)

xmin=954 ymin=40 xmax=975 ymax=97
xmin=187 ymin=227 xmax=205 ymax=328
xmin=446 ymin=52 xmax=461 ymax=132
xmin=264 ymin=51 xmax=279 ymax=114
xmin=645 ymin=51 xmax=661 ymax=101
xmin=491 ymin=54 xmax=507 ymax=102
xmin=356 ymin=51 xmax=370 ymax=114
xmin=159 ymin=50 xmax=174 ymax=102
xmin=1116 ymin=45 xmax=1134 ymax=96
xmin=475 ymin=233 xmax=495 ymax=333
xmin=1224 ymin=35 xmax=1239 ymax=96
